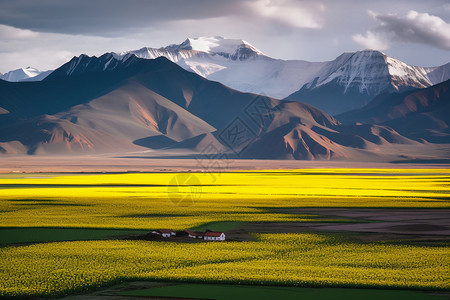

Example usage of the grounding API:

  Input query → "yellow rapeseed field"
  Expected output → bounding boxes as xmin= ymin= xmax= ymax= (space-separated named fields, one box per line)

xmin=0 ymin=169 xmax=449 ymax=229
xmin=0 ymin=234 xmax=448 ymax=297
xmin=0 ymin=169 xmax=449 ymax=297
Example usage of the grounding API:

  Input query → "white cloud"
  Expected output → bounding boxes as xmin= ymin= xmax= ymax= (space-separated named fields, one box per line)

xmin=0 ymin=24 xmax=39 ymax=39
xmin=246 ymin=0 xmax=325 ymax=29
xmin=354 ymin=10 xmax=450 ymax=50
xmin=352 ymin=31 xmax=388 ymax=50
xmin=0 ymin=24 xmax=145 ymax=73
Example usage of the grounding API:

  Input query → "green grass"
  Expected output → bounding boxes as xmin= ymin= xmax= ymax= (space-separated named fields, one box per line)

xmin=119 ymin=283 xmax=443 ymax=300
xmin=190 ymin=221 xmax=242 ymax=232
xmin=0 ymin=228 xmax=148 ymax=245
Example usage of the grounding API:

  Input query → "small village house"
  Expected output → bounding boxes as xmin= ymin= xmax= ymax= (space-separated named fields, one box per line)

xmin=185 ymin=230 xmax=203 ymax=239
xmin=203 ymin=231 xmax=226 ymax=241
xmin=152 ymin=229 xmax=176 ymax=238
xmin=151 ymin=229 xmax=225 ymax=241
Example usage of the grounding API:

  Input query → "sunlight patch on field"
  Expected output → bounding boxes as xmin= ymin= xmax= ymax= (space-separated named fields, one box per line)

xmin=0 ymin=170 xmax=448 ymax=229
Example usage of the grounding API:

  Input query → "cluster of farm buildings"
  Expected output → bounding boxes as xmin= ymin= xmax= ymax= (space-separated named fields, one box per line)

xmin=152 ymin=229 xmax=226 ymax=241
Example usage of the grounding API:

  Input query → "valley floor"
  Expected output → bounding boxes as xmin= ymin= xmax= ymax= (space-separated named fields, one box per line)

xmin=1 ymin=154 xmax=450 ymax=173
xmin=0 ymin=168 xmax=448 ymax=298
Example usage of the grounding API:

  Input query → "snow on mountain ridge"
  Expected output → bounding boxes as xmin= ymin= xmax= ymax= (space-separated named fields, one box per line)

xmin=114 ymin=36 xmax=323 ymax=97
xmin=119 ymin=36 xmax=264 ymax=65
xmin=310 ymin=50 xmax=436 ymax=95
xmin=14 ymin=37 xmax=447 ymax=103
xmin=49 ymin=44 xmax=450 ymax=101
xmin=165 ymin=36 xmax=264 ymax=58
xmin=118 ymin=47 xmax=200 ymax=62
xmin=44 ymin=52 xmax=141 ymax=79
xmin=0 ymin=67 xmax=49 ymax=82
xmin=422 ymin=62 xmax=450 ymax=85
xmin=284 ymin=49 xmax=450 ymax=115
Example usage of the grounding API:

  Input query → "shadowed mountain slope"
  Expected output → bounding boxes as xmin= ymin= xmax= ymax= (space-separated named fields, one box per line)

xmin=0 ymin=55 xmax=425 ymax=160
xmin=338 ymin=79 xmax=450 ymax=143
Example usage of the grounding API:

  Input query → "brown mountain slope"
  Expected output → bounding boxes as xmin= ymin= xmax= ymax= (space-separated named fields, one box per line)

xmin=338 ymin=79 xmax=450 ymax=143
xmin=0 ymin=55 xmax=425 ymax=160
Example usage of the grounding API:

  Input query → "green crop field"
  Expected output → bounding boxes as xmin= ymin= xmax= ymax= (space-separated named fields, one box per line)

xmin=119 ymin=283 xmax=442 ymax=300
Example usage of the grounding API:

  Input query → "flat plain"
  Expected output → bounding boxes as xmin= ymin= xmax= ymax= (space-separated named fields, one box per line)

xmin=0 ymin=168 xmax=449 ymax=299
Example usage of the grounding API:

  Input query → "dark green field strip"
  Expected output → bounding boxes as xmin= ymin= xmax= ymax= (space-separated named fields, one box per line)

xmin=190 ymin=221 xmax=243 ymax=232
xmin=0 ymin=227 xmax=149 ymax=245
xmin=6 ymin=199 xmax=91 ymax=207
xmin=119 ymin=213 xmax=190 ymax=218
xmin=262 ymin=206 xmax=450 ymax=211
xmin=119 ymin=283 xmax=444 ymax=300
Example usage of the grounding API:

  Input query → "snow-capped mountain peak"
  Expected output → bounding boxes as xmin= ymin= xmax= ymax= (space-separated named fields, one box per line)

xmin=165 ymin=36 xmax=264 ymax=60
xmin=0 ymin=66 xmax=46 ymax=82
xmin=114 ymin=36 xmax=272 ymax=88
xmin=307 ymin=49 xmax=431 ymax=94
xmin=284 ymin=49 xmax=450 ymax=115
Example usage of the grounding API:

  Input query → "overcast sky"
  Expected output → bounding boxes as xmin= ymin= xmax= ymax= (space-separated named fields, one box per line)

xmin=0 ymin=0 xmax=449 ymax=73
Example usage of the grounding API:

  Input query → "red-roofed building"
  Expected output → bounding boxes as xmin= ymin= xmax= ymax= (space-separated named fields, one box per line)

xmin=185 ymin=230 xmax=203 ymax=239
xmin=203 ymin=231 xmax=226 ymax=241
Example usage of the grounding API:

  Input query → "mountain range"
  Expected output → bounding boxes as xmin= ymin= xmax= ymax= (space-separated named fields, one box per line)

xmin=116 ymin=37 xmax=450 ymax=115
xmin=4 ymin=36 xmax=449 ymax=115
xmin=0 ymin=54 xmax=430 ymax=161
xmin=0 ymin=37 xmax=449 ymax=161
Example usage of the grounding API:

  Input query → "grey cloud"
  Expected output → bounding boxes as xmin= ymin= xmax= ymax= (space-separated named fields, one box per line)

xmin=369 ymin=10 xmax=450 ymax=50
xmin=0 ymin=0 xmax=449 ymax=73
xmin=0 ymin=0 xmax=245 ymax=36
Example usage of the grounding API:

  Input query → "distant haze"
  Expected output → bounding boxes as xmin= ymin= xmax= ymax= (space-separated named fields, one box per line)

xmin=0 ymin=0 xmax=449 ymax=73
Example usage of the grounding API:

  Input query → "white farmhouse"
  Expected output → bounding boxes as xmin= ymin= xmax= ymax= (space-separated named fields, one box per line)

xmin=152 ymin=229 xmax=176 ymax=238
xmin=203 ymin=231 xmax=226 ymax=241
